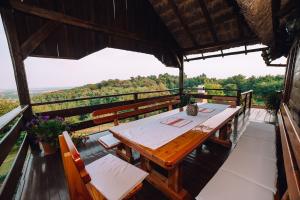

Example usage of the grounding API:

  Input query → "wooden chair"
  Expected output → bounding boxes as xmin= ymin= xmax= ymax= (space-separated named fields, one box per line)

xmin=59 ymin=131 xmax=148 ymax=200
xmin=92 ymin=95 xmax=180 ymax=162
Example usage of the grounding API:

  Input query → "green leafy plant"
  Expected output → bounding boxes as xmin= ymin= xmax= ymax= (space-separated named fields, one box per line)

xmin=27 ymin=116 xmax=69 ymax=148
xmin=71 ymin=133 xmax=89 ymax=148
xmin=264 ymin=92 xmax=281 ymax=115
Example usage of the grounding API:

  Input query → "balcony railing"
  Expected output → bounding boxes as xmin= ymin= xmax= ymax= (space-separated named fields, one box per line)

xmin=0 ymin=105 xmax=29 ymax=200
xmin=0 ymin=88 xmax=254 ymax=198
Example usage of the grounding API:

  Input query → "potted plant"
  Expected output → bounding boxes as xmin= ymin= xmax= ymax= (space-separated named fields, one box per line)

xmin=264 ymin=91 xmax=281 ymax=117
xmin=27 ymin=116 xmax=69 ymax=155
xmin=71 ymin=132 xmax=89 ymax=148
xmin=184 ymin=95 xmax=199 ymax=116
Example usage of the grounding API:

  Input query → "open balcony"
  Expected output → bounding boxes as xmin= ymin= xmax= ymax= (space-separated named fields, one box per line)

xmin=0 ymin=0 xmax=299 ymax=200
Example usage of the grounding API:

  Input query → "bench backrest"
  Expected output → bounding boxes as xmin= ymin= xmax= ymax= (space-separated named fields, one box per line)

xmin=59 ymin=131 xmax=93 ymax=200
xmin=277 ymin=103 xmax=300 ymax=200
xmin=92 ymin=95 xmax=180 ymax=125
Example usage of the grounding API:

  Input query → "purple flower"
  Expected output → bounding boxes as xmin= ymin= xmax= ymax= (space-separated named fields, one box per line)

xmin=55 ymin=116 xmax=64 ymax=121
xmin=41 ymin=115 xmax=50 ymax=121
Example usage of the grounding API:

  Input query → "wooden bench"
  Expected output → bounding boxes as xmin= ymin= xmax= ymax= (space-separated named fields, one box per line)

xmin=196 ymin=121 xmax=277 ymax=200
xmin=92 ymin=95 xmax=180 ymax=162
xmin=277 ymin=104 xmax=300 ymax=200
xmin=59 ymin=131 xmax=148 ymax=200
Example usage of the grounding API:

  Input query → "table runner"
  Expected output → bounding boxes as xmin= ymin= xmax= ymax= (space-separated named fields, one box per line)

xmin=110 ymin=103 xmax=229 ymax=150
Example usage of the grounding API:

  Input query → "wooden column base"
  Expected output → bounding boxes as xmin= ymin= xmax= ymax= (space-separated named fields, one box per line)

xmin=140 ymin=157 xmax=190 ymax=200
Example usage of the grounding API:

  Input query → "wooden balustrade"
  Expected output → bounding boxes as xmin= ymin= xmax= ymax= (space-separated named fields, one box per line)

xmin=277 ymin=103 xmax=300 ymax=200
xmin=0 ymin=105 xmax=29 ymax=200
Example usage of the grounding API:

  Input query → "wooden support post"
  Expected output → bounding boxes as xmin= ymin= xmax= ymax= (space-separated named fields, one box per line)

xmin=134 ymin=93 xmax=139 ymax=120
xmin=179 ymin=55 xmax=184 ymax=98
xmin=1 ymin=9 xmax=32 ymax=120
xmin=234 ymin=89 xmax=241 ymax=134
xmin=248 ymin=91 xmax=252 ymax=111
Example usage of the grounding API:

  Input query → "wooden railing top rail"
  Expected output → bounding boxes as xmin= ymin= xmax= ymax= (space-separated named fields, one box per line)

xmin=31 ymin=89 xmax=179 ymax=106
xmin=241 ymin=90 xmax=253 ymax=95
xmin=184 ymin=87 xmax=240 ymax=92
xmin=278 ymin=103 xmax=300 ymax=200
xmin=0 ymin=105 xmax=28 ymax=131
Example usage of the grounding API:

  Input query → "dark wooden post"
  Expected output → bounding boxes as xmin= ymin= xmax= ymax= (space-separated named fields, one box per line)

xmin=1 ymin=10 xmax=33 ymax=119
xmin=233 ymin=89 xmax=241 ymax=134
xmin=179 ymin=56 xmax=184 ymax=97
xmin=134 ymin=93 xmax=139 ymax=120
xmin=248 ymin=91 xmax=252 ymax=111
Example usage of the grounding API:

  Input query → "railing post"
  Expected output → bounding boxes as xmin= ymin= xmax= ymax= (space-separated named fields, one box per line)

xmin=234 ymin=89 xmax=241 ymax=134
xmin=243 ymin=93 xmax=247 ymax=115
xmin=134 ymin=93 xmax=139 ymax=120
xmin=248 ymin=91 xmax=252 ymax=111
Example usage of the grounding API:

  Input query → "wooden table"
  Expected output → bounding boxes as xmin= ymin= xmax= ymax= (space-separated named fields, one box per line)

xmin=110 ymin=105 xmax=241 ymax=200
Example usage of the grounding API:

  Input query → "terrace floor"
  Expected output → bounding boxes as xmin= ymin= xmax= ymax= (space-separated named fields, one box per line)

xmin=17 ymin=108 xmax=275 ymax=200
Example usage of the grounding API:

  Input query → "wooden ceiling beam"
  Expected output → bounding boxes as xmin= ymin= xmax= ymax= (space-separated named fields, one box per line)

xmin=169 ymin=0 xmax=198 ymax=47
xmin=197 ymin=0 xmax=218 ymax=42
xmin=9 ymin=0 xmax=180 ymax=53
xmin=182 ymin=38 xmax=258 ymax=53
xmin=20 ymin=21 xmax=60 ymax=59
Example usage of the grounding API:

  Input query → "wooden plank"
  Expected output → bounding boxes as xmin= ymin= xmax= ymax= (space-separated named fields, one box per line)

xmin=278 ymin=110 xmax=300 ymax=200
xmin=0 ymin=134 xmax=29 ymax=200
xmin=1 ymin=9 xmax=32 ymax=117
xmin=0 ymin=105 xmax=28 ymax=131
xmin=71 ymin=100 xmax=180 ymax=131
xmin=37 ymin=95 xmax=179 ymax=118
xmin=9 ymin=0 xmax=171 ymax=51
xmin=20 ymin=21 xmax=60 ymax=59
xmin=0 ymin=116 xmax=23 ymax=166
xmin=197 ymin=0 xmax=218 ymax=42
xmin=281 ymin=104 xmax=300 ymax=169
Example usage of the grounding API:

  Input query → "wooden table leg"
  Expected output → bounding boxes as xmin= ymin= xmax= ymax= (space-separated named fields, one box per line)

xmin=116 ymin=143 xmax=134 ymax=163
xmin=141 ymin=157 xmax=189 ymax=200
xmin=209 ymin=121 xmax=232 ymax=148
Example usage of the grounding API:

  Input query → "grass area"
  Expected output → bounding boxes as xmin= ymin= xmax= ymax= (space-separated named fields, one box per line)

xmin=0 ymin=146 xmax=19 ymax=184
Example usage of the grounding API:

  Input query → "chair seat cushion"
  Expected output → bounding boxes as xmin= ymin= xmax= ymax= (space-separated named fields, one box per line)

xmin=86 ymin=154 xmax=148 ymax=200
xmin=235 ymin=135 xmax=276 ymax=161
xmin=221 ymin=149 xmax=277 ymax=193
xmin=242 ymin=122 xmax=276 ymax=143
xmin=196 ymin=169 xmax=274 ymax=200
xmin=98 ymin=132 xmax=120 ymax=149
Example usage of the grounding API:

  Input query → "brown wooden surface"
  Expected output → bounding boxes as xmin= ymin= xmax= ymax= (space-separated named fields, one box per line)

xmin=278 ymin=105 xmax=300 ymax=200
xmin=18 ymin=109 xmax=273 ymax=200
xmin=0 ymin=135 xmax=29 ymax=200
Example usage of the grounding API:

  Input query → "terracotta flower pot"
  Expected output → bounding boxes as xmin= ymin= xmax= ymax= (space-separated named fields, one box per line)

xmin=40 ymin=142 xmax=57 ymax=156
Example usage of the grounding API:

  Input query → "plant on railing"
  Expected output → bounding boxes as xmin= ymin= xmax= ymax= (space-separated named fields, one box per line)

xmin=26 ymin=116 xmax=69 ymax=155
xmin=264 ymin=91 xmax=281 ymax=115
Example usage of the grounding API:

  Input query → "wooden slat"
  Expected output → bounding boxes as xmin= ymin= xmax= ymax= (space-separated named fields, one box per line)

xmin=0 ymin=105 xmax=28 ymax=131
xmin=71 ymin=100 xmax=180 ymax=131
xmin=0 ymin=134 xmax=29 ymax=200
xmin=278 ymin=110 xmax=300 ymax=200
xmin=20 ymin=21 xmax=60 ymax=59
xmin=0 ymin=116 xmax=23 ymax=166
xmin=93 ymin=96 xmax=179 ymax=116
xmin=281 ymin=104 xmax=300 ymax=169
xmin=37 ymin=95 xmax=178 ymax=118
xmin=189 ymin=93 xmax=237 ymax=101
xmin=9 ymin=0 xmax=170 ymax=51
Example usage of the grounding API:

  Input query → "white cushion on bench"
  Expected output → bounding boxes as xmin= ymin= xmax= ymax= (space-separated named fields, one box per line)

xmin=242 ymin=122 xmax=276 ymax=143
xmin=235 ymin=135 xmax=276 ymax=161
xmin=98 ymin=132 xmax=120 ymax=149
xmin=221 ymin=148 xmax=277 ymax=193
xmin=196 ymin=169 xmax=274 ymax=200
xmin=86 ymin=154 xmax=148 ymax=200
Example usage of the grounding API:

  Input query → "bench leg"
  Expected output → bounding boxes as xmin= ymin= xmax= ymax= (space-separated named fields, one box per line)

xmin=209 ymin=121 xmax=232 ymax=148
xmin=141 ymin=157 xmax=189 ymax=200
xmin=116 ymin=143 xmax=134 ymax=163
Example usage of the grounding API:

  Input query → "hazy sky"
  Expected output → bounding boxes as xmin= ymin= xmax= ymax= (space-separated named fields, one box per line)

xmin=0 ymin=16 xmax=286 ymax=90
